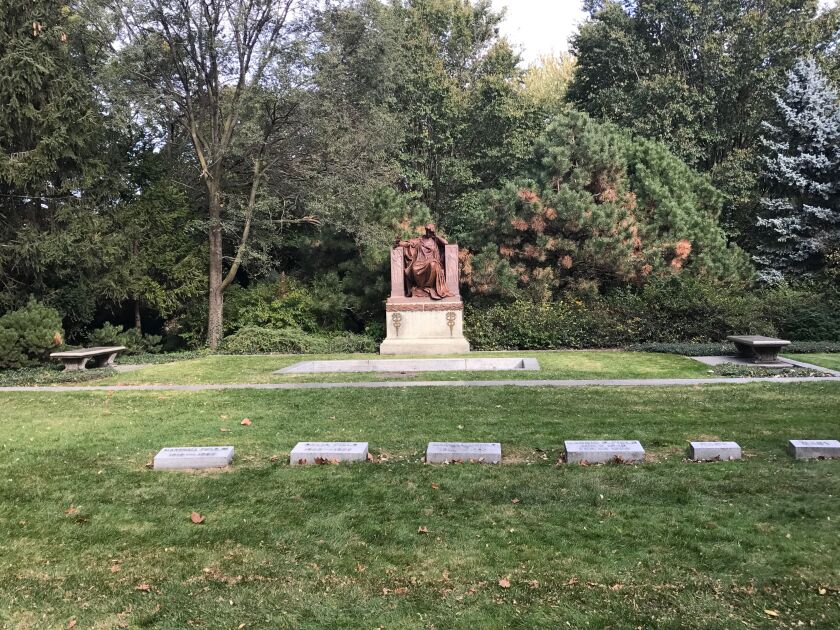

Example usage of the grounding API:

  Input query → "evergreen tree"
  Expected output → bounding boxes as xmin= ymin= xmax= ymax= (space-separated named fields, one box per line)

xmin=0 ymin=0 xmax=112 ymax=322
xmin=754 ymin=58 xmax=840 ymax=282
xmin=460 ymin=110 xmax=752 ymax=301
xmin=568 ymin=0 xmax=839 ymax=239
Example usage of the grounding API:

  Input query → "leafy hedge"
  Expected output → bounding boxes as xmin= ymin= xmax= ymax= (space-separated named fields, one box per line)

xmin=466 ymin=278 xmax=840 ymax=350
xmin=629 ymin=341 xmax=840 ymax=356
xmin=219 ymin=326 xmax=376 ymax=355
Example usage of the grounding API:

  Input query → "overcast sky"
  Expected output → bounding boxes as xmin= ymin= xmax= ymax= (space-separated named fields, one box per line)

xmin=493 ymin=0 xmax=836 ymax=66
xmin=491 ymin=0 xmax=587 ymax=65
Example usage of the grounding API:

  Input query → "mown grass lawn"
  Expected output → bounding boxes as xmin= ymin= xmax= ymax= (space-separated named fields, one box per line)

xmin=791 ymin=353 xmax=840 ymax=371
xmin=1 ymin=382 xmax=839 ymax=628
xmin=91 ymin=350 xmax=715 ymax=386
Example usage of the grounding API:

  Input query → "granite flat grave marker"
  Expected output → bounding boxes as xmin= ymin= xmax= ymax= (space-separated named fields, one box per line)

xmin=564 ymin=440 xmax=644 ymax=464
xmin=688 ymin=441 xmax=742 ymax=461
xmin=787 ymin=439 xmax=840 ymax=460
xmin=289 ymin=442 xmax=369 ymax=465
xmin=426 ymin=442 xmax=501 ymax=464
xmin=153 ymin=446 xmax=234 ymax=470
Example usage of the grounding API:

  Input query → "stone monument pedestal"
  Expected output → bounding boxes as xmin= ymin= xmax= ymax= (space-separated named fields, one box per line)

xmin=380 ymin=297 xmax=470 ymax=355
xmin=380 ymin=238 xmax=470 ymax=355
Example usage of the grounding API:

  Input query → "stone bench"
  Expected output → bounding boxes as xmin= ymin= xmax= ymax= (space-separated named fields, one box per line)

xmin=50 ymin=346 xmax=127 ymax=371
xmin=726 ymin=335 xmax=791 ymax=365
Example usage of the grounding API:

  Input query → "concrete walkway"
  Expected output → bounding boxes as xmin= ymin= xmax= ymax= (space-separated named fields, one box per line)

xmin=1 ymin=376 xmax=839 ymax=393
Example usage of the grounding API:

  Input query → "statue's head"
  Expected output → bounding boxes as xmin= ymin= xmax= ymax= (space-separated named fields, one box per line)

xmin=424 ymin=223 xmax=436 ymax=235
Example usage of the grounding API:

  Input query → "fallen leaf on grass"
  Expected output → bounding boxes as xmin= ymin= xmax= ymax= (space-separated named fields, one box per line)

xmin=110 ymin=564 xmax=121 ymax=573
xmin=220 ymin=428 xmax=230 ymax=433
xmin=240 ymin=418 xmax=252 ymax=426
xmin=190 ymin=512 xmax=205 ymax=524
xmin=269 ymin=455 xmax=279 ymax=462
xmin=417 ymin=526 xmax=429 ymax=534
xmin=498 ymin=578 xmax=511 ymax=589
xmin=610 ymin=583 xmax=623 ymax=591
xmin=366 ymin=453 xmax=374 ymax=462
xmin=393 ymin=587 xmax=408 ymax=595
xmin=64 ymin=506 xmax=78 ymax=515
xmin=431 ymin=483 xmax=440 ymax=490
xmin=136 ymin=583 xmax=151 ymax=592
xmin=764 ymin=609 xmax=780 ymax=618
xmin=528 ymin=580 xmax=540 ymax=589
xmin=145 ymin=461 xmax=153 ymax=469
xmin=818 ymin=587 xmax=827 ymax=595
xmin=511 ymin=498 xmax=520 ymax=504
xmin=68 ymin=619 xmax=77 ymax=629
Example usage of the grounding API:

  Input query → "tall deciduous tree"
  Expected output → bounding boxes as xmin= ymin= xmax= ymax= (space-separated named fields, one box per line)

xmin=391 ymin=0 xmax=540 ymax=231
xmin=754 ymin=58 xmax=840 ymax=282
xmin=111 ymin=0 xmax=306 ymax=348
xmin=523 ymin=53 xmax=576 ymax=117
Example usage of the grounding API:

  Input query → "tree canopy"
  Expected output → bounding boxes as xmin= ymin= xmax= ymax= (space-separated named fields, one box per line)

xmin=0 ymin=0 xmax=837 ymax=348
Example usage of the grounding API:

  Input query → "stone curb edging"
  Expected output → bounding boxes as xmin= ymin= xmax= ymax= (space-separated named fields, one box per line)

xmin=1 ymin=376 xmax=839 ymax=393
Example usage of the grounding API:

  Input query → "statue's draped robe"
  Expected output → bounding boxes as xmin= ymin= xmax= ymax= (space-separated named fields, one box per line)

xmin=402 ymin=236 xmax=453 ymax=299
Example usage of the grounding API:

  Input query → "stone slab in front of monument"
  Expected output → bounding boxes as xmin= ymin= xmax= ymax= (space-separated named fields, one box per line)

xmin=787 ymin=439 xmax=840 ymax=460
xmin=153 ymin=446 xmax=234 ymax=470
xmin=564 ymin=440 xmax=645 ymax=464
xmin=426 ymin=442 xmax=502 ymax=464
xmin=688 ymin=441 xmax=742 ymax=461
xmin=289 ymin=441 xmax=369 ymax=465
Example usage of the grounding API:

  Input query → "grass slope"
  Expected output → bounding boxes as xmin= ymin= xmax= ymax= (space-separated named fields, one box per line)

xmin=1 ymin=383 xmax=839 ymax=628
xmin=90 ymin=351 xmax=713 ymax=386
xmin=790 ymin=353 xmax=840 ymax=371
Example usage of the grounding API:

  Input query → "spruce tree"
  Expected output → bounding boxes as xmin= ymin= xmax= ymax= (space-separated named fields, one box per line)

xmin=754 ymin=58 xmax=840 ymax=283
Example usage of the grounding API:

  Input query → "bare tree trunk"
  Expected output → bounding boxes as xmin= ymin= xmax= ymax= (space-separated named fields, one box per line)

xmin=134 ymin=298 xmax=142 ymax=332
xmin=207 ymin=184 xmax=225 ymax=349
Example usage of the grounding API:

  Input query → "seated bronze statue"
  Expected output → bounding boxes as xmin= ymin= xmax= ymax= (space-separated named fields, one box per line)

xmin=393 ymin=223 xmax=454 ymax=300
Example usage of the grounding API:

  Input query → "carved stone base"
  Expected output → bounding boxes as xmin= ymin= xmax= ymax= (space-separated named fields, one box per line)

xmin=380 ymin=298 xmax=470 ymax=355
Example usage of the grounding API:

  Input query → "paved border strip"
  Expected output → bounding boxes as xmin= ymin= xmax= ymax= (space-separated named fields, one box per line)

xmin=0 ymin=376 xmax=838 ymax=393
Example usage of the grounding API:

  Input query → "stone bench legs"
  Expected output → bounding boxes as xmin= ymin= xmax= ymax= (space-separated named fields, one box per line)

xmin=732 ymin=342 xmax=783 ymax=364
xmin=92 ymin=352 xmax=119 ymax=368
xmin=61 ymin=358 xmax=90 ymax=371
xmin=61 ymin=352 xmax=119 ymax=371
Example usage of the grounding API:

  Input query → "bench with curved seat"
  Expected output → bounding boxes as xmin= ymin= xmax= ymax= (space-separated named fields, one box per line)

xmin=50 ymin=346 xmax=127 ymax=371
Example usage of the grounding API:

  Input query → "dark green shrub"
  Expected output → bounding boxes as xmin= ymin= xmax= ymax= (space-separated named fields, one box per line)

xmin=466 ymin=300 xmax=604 ymax=349
xmin=219 ymin=326 xmax=376 ymax=355
xmin=602 ymin=277 xmax=774 ymax=343
xmin=0 ymin=298 xmax=64 ymax=369
xmin=629 ymin=341 xmax=840 ymax=356
xmin=763 ymin=284 xmax=840 ymax=341
xmin=87 ymin=323 xmax=162 ymax=354
xmin=466 ymin=277 xmax=839 ymax=351
xmin=785 ymin=341 xmax=840 ymax=354
xmin=223 ymin=278 xmax=323 ymax=335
